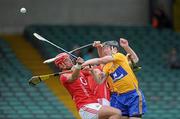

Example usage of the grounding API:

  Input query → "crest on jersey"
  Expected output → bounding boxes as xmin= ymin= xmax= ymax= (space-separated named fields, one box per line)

xmin=110 ymin=66 xmax=127 ymax=82
xmin=80 ymin=77 xmax=87 ymax=85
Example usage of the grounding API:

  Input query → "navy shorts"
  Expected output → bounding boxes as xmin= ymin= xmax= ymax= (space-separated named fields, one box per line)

xmin=110 ymin=89 xmax=147 ymax=117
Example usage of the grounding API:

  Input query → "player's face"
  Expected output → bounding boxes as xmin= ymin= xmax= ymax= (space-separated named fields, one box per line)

xmin=59 ymin=58 xmax=73 ymax=69
xmin=102 ymin=45 xmax=112 ymax=56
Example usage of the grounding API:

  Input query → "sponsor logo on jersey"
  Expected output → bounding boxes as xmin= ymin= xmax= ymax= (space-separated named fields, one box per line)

xmin=110 ymin=66 xmax=127 ymax=82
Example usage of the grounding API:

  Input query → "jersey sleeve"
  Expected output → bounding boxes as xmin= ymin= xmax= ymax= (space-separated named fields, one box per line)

xmin=102 ymin=65 xmax=109 ymax=76
xmin=60 ymin=74 xmax=68 ymax=84
xmin=112 ymin=53 xmax=125 ymax=62
xmin=81 ymin=70 xmax=91 ymax=76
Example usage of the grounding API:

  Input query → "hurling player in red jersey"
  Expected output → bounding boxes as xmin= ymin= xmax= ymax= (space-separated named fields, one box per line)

xmin=84 ymin=65 xmax=110 ymax=106
xmin=54 ymin=53 xmax=121 ymax=119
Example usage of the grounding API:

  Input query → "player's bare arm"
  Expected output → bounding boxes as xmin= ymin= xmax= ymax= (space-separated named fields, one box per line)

xmin=120 ymin=38 xmax=139 ymax=63
xmin=126 ymin=53 xmax=133 ymax=65
xmin=82 ymin=55 xmax=114 ymax=67
xmin=93 ymin=41 xmax=104 ymax=57
xmin=65 ymin=57 xmax=84 ymax=82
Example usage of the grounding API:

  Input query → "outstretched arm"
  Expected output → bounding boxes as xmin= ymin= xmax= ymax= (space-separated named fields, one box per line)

xmin=64 ymin=57 xmax=84 ymax=82
xmin=69 ymin=64 xmax=81 ymax=82
xmin=119 ymin=38 xmax=139 ymax=63
xmin=93 ymin=41 xmax=104 ymax=58
xmin=82 ymin=55 xmax=114 ymax=67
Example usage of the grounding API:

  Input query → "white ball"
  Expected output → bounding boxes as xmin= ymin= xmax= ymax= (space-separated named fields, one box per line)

xmin=20 ymin=7 xmax=26 ymax=14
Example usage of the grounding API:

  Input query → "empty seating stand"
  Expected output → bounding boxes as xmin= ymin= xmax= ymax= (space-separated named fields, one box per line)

xmin=0 ymin=39 xmax=75 ymax=119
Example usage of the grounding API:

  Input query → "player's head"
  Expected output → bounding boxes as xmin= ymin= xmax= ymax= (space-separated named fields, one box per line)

xmin=102 ymin=41 xmax=119 ymax=55
xmin=54 ymin=53 xmax=73 ymax=70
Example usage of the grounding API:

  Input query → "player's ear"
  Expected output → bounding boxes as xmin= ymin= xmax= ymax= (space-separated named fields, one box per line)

xmin=111 ymin=46 xmax=116 ymax=54
xmin=114 ymin=47 xmax=118 ymax=52
xmin=110 ymin=46 xmax=113 ymax=51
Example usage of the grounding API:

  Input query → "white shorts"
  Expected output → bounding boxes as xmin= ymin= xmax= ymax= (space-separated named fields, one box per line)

xmin=79 ymin=103 xmax=102 ymax=119
xmin=97 ymin=98 xmax=110 ymax=106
